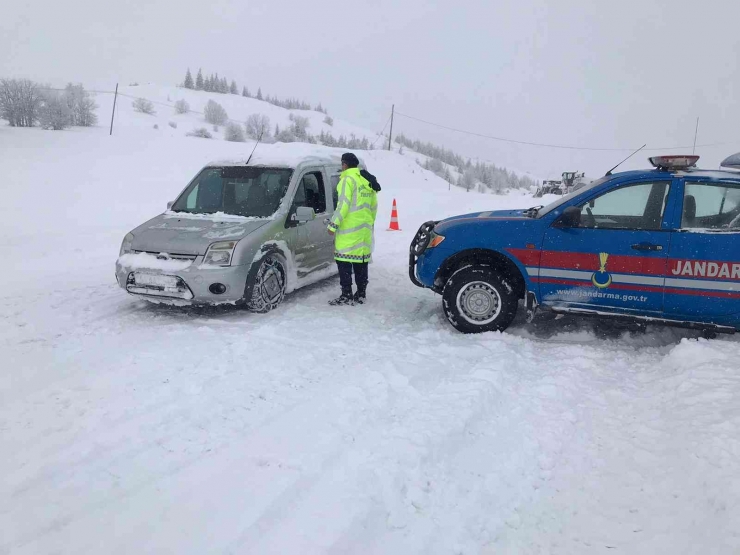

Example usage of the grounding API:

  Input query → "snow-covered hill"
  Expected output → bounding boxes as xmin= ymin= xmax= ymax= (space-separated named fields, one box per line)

xmin=97 ymin=83 xmax=382 ymax=145
xmin=2 ymin=99 xmax=740 ymax=555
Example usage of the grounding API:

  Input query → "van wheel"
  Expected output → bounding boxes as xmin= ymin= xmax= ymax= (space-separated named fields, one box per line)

xmin=442 ymin=266 xmax=518 ymax=333
xmin=245 ymin=255 xmax=287 ymax=313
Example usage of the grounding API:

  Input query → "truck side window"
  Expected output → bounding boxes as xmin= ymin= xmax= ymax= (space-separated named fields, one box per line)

xmin=683 ymin=182 xmax=740 ymax=229
xmin=578 ymin=182 xmax=669 ymax=230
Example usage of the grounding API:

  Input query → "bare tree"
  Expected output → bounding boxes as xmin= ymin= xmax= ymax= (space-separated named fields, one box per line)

xmin=0 ymin=78 xmax=43 ymax=127
xmin=174 ymin=99 xmax=190 ymax=114
xmin=288 ymin=113 xmax=310 ymax=140
xmin=39 ymin=93 xmax=72 ymax=130
xmin=204 ymin=99 xmax=228 ymax=125
xmin=132 ymin=97 xmax=156 ymax=115
xmin=224 ymin=122 xmax=246 ymax=142
xmin=245 ymin=113 xmax=270 ymax=139
xmin=64 ymin=84 xmax=98 ymax=126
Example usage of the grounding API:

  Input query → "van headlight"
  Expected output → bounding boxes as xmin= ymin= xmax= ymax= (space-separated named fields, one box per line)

xmin=203 ymin=241 xmax=237 ymax=266
xmin=120 ymin=233 xmax=134 ymax=256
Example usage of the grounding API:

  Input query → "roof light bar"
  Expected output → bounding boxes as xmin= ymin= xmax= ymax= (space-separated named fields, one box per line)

xmin=720 ymin=152 xmax=740 ymax=170
xmin=648 ymin=155 xmax=700 ymax=170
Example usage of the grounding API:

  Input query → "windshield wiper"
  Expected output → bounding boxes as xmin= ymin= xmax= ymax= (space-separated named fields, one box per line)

xmin=524 ymin=205 xmax=544 ymax=218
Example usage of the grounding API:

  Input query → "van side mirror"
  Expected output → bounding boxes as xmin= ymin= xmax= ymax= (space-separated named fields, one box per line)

xmin=167 ymin=201 xmax=174 ymax=210
xmin=554 ymin=206 xmax=582 ymax=228
xmin=295 ymin=206 xmax=315 ymax=223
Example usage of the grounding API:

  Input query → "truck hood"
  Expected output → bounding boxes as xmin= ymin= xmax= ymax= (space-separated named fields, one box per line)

xmin=437 ymin=208 xmax=529 ymax=228
xmin=130 ymin=213 xmax=270 ymax=255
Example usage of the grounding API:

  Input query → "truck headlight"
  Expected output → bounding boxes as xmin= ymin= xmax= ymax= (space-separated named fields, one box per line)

xmin=203 ymin=241 xmax=237 ymax=266
xmin=427 ymin=231 xmax=445 ymax=248
xmin=120 ymin=233 xmax=134 ymax=256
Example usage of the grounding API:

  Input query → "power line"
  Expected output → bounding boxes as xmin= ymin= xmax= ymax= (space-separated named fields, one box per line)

xmin=370 ymin=113 xmax=392 ymax=148
xmin=395 ymin=110 xmax=736 ymax=153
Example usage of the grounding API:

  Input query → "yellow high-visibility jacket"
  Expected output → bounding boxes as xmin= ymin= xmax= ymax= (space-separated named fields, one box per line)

xmin=327 ymin=167 xmax=378 ymax=263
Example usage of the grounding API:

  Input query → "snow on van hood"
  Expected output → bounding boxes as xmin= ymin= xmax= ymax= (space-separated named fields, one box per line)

xmin=130 ymin=212 xmax=269 ymax=255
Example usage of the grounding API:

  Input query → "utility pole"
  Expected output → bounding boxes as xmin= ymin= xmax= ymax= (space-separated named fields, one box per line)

xmin=692 ymin=117 xmax=699 ymax=154
xmin=109 ymin=83 xmax=119 ymax=136
xmin=387 ymin=104 xmax=394 ymax=151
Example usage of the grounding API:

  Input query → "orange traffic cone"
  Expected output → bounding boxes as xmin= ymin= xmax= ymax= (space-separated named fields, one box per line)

xmin=387 ymin=199 xmax=401 ymax=231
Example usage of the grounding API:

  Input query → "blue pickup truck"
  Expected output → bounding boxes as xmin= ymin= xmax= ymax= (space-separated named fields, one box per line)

xmin=410 ymin=154 xmax=740 ymax=335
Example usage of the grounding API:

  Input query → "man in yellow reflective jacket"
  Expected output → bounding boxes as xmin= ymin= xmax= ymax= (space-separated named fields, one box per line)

xmin=327 ymin=152 xmax=379 ymax=305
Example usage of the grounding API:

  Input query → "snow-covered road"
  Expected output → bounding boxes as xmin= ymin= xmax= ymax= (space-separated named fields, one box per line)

xmin=2 ymin=129 xmax=739 ymax=554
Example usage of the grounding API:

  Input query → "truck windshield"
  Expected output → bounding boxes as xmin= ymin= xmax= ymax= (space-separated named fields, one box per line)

xmin=536 ymin=176 xmax=609 ymax=217
xmin=171 ymin=167 xmax=293 ymax=218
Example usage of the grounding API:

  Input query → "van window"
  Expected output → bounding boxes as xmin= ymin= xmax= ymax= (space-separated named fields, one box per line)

xmin=330 ymin=174 xmax=341 ymax=210
xmin=293 ymin=172 xmax=327 ymax=214
xmin=171 ymin=167 xmax=293 ymax=218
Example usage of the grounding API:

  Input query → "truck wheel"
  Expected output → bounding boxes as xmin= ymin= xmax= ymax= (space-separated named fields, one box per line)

xmin=245 ymin=254 xmax=287 ymax=313
xmin=442 ymin=266 xmax=518 ymax=333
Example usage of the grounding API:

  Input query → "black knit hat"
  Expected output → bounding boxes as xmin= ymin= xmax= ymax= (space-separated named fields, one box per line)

xmin=341 ymin=152 xmax=360 ymax=167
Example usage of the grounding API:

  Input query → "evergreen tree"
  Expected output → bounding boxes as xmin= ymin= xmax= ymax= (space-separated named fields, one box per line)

xmin=229 ymin=80 xmax=237 ymax=94
xmin=256 ymin=87 xmax=263 ymax=100
xmin=195 ymin=69 xmax=204 ymax=90
xmin=274 ymin=124 xmax=279 ymax=136
xmin=221 ymin=77 xmax=228 ymax=93
xmin=184 ymin=68 xmax=194 ymax=89
xmin=242 ymin=86 xmax=249 ymax=97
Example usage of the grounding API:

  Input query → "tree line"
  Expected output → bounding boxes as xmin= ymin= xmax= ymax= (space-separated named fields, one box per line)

xmin=395 ymin=133 xmax=537 ymax=193
xmin=0 ymin=79 xmax=98 ymax=130
xmin=182 ymin=68 xmax=329 ymax=114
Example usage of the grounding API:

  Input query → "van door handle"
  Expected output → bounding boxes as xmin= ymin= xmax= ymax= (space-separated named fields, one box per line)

xmin=631 ymin=243 xmax=663 ymax=252
xmin=324 ymin=218 xmax=331 ymax=224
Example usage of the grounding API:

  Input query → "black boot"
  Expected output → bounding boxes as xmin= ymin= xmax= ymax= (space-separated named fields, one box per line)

xmin=329 ymin=286 xmax=354 ymax=306
xmin=353 ymin=285 xmax=367 ymax=305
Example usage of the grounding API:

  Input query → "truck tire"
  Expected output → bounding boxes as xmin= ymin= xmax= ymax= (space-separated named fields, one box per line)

xmin=442 ymin=266 xmax=518 ymax=333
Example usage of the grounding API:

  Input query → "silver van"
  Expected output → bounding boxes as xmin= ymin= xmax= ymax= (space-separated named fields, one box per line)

xmin=116 ymin=149 xmax=361 ymax=311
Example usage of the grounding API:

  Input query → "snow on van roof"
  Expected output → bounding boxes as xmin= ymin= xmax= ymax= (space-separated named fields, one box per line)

xmin=207 ymin=142 xmax=365 ymax=169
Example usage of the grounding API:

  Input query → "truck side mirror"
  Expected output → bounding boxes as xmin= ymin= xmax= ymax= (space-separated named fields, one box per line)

xmin=167 ymin=201 xmax=174 ymax=210
xmin=554 ymin=206 xmax=582 ymax=228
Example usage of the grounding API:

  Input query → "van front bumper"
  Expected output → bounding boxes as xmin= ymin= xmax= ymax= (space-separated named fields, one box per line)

xmin=115 ymin=254 xmax=249 ymax=304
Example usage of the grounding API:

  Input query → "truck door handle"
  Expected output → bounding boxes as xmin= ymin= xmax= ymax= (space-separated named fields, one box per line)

xmin=631 ymin=243 xmax=663 ymax=252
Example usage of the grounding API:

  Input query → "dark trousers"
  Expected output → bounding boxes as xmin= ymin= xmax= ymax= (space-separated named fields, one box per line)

xmin=337 ymin=261 xmax=368 ymax=290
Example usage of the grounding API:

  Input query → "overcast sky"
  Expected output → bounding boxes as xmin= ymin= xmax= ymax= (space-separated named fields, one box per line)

xmin=3 ymin=0 xmax=739 ymax=178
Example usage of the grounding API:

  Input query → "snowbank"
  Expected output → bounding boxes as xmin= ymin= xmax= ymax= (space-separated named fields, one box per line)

xmin=1 ymin=115 xmax=739 ymax=555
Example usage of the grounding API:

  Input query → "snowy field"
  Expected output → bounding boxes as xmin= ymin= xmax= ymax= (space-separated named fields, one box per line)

xmin=2 ymin=119 xmax=740 ymax=554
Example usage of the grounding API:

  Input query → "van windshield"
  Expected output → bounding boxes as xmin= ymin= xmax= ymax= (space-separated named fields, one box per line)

xmin=171 ymin=167 xmax=293 ymax=218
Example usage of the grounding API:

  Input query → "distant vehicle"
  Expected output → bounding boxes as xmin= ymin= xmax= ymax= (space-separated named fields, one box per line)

xmin=562 ymin=171 xmax=593 ymax=193
xmin=535 ymin=171 xmax=592 ymax=197
xmin=533 ymin=180 xmax=564 ymax=198
xmin=116 ymin=150 xmax=357 ymax=310
xmin=410 ymin=154 xmax=740 ymax=335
